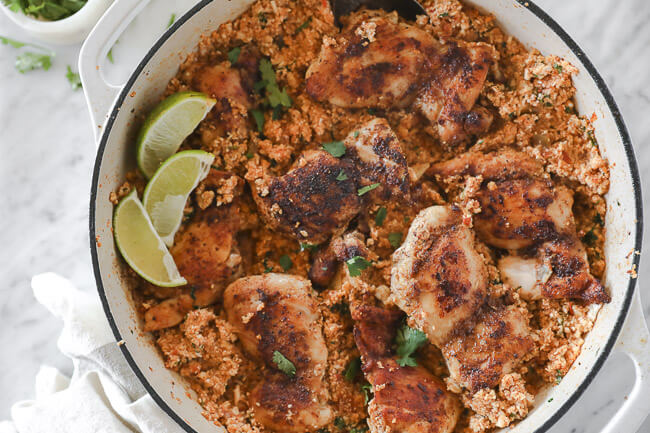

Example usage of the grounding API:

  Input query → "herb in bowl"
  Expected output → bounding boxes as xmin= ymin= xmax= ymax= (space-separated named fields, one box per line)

xmin=3 ymin=0 xmax=88 ymax=21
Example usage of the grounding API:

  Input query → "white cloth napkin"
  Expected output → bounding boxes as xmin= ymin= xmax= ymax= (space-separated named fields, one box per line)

xmin=0 ymin=273 xmax=180 ymax=433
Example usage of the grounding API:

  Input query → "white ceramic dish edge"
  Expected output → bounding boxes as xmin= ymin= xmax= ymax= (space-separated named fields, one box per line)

xmin=80 ymin=0 xmax=650 ymax=432
xmin=0 ymin=0 xmax=113 ymax=45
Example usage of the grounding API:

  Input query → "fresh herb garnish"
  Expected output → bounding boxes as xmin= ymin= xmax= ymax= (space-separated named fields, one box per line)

xmin=438 ymin=12 xmax=449 ymax=18
xmin=228 ymin=46 xmax=241 ymax=64
xmin=272 ymin=350 xmax=296 ymax=376
xmin=258 ymin=11 xmax=267 ymax=24
xmin=361 ymin=382 xmax=373 ymax=405
xmin=279 ymin=254 xmax=293 ymax=271
xmin=0 ymin=35 xmax=29 ymax=48
xmin=334 ymin=417 xmax=346 ymax=429
xmin=594 ymin=213 xmax=604 ymax=227
xmin=300 ymin=242 xmax=318 ymax=252
xmin=375 ymin=206 xmax=387 ymax=226
xmin=548 ymin=397 xmax=554 ymax=403
xmin=357 ymin=183 xmax=380 ymax=196
xmin=353 ymin=130 xmax=360 ymax=138
xmin=15 ymin=51 xmax=53 ymax=73
xmin=263 ymin=255 xmax=273 ymax=273
xmin=582 ymin=228 xmax=597 ymax=246
xmin=167 ymin=13 xmax=176 ymax=28
xmin=367 ymin=108 xmax=376 ymax=115
xmin=322 ymin=140 xmax=346 ymax=157
xmin=65 ymin=65 xmax=81 ymax=90
xmin=295 ymin=17 xmax=312 ymax=34
xmin=346 ymin=256 xmax=372 ymax=277
xmin=259 ymin=58 xmax=292 ymax=108
xmin=336 ymin=170 xmax=348 ymax=181
xmin=553 ymin=63 xmax=563 ymax=73
xmin=5 ymin=0 xmax=87 ymax=21
xmin=388 ymin=232 xmax=402 ymax=248
xmin=395 ymin=324 xmax=427 ymax=367
xmin=250 ymin=109 xmax=265 ymax=133
xmin=345 ymin=357 xmax=361 ymax=381
xmin=350 ymin=425 xmax=369 ymax=433
xmin=107 ymin=48 xmax=114 ymax=63
xmin=555 ymin=370 xmax=563 ymax=384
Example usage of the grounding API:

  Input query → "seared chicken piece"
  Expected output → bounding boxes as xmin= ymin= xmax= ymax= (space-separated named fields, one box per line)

xmin=428 ymin=150 xmax=609 ymax=303
xmin=306 ymin=12 xmax=495 ymax=144
xmin=223 ymin=274 xmax=332 ymax=432
xmin=143 ymin=187 xmax=243 ymax=331
xmin=391 ymin=206 xmax=488 ymax=346
xmin=343 ymin=118 xmax=410 ymax=202
xmin=442 ymin=305 xmax=535 ymax=392
xmin=193 ymin=45 xmax=261 ymax=137
xmin=352 ymin=305 xmax=461 ymax=433
xmin=249 ymin=150 xmax=361 ymax=244
xmin=250 ymin=119 xmax=410 ymax=244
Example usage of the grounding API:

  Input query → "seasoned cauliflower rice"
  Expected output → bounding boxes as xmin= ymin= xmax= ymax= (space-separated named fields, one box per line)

xmin=116 ymin=0 xmax=611 ymax=432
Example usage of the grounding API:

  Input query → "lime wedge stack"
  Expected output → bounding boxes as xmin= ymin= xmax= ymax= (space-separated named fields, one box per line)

xmin=113 ymin=190 xmax=187 ymax=287
xmin=136 ymin=91 xmax=216 ymax=178
xmin=143 ymin=150 xmax=215 ymax=246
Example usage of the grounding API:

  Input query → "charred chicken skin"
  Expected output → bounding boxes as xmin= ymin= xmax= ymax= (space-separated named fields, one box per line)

xmin=306 ymin=12 xmax=495 ymax=145
xmin=223 ymin=274 xmax=333 ymax=432
xmin=428 ymin=149 xmax=609 ymax=304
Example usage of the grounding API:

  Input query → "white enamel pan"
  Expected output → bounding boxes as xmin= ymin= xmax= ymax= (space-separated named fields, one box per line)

xmin=80 ymin=0 xmax=648 ymax=431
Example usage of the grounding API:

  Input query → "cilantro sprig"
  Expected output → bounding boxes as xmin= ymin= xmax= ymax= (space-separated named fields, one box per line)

xmin=375 ymin=207 xmax=387 ymax=226
xmin=1 ymin=36 xmax=55 ymax=74
xmin=346 ymin=256 xmax=372 ymax=277
xmin=322 ymin=140 xmax=345 ymax=157
xmin=272 ymin=350 xmax=296 ymax=377
xmin=65 ymin=65 xmax=81 ymax=90
xmin=258 ymin=58 xmax=292 ymax=108
xmin=3 ymin=0 xmax=87 ymax=21
xmin=344 ymin=357 xmax=361 ymax=381
xmin=395 ymin=324 xmax=428 ymax=367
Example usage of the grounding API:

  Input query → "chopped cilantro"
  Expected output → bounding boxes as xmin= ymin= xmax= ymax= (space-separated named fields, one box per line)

xmin=300 ymin=242 xmax=318 ymax=251
xmin=582 ymin=229 xmax=597 ymax=246
xmin=564 ymin=105 xmax=573 ymax=114
xmin=65 ymin=65 xmax=81 ymax=90
xmin=345 ymin=357 xmax=361 ymax=381
xmin=548 ymin=397 xmax=554 ymax=403
xmin=15 ymin=51 xmax=52 ymax=73
xmin=0 ymin=35 xmax=29 ymax=48
xmin=367 ymin=108 xmax=376 ymax=115
xmin=375 ymin=207 xmax=387 ymax=226
xmin=357 ymin=183 xmax=380 ymax=196
xmin=346 ymin=256 xmax=371 ymax=277
xmin=353 ymin=130 xmax=360 ymax=138
xmin=250 ymin=109 xmax=265 ymax=133
xmin=553 ymin=63 xmax=563 ymax=73
xmin=395 ymin=324 xmax=427 ymax=367
xmin=334 ymin=417 xmax=346 ymax=429
xmin=295 ymin=17 xmax=312 ymax=34
xmin=246 ymin=152 xmax=254 ymax=159
xmin=322 ymin=140 xmax=346 ymax=157
xmin=228 ymin=46 xmax=241 ymax=64
xmin=388 ymin=232 xmax=402 ymax=248
xmin=438 ymin=12 xmax=449 ymax=18
xmin=279 ymin=254 xmax=293 ymax=271
xmin=336 ymin=170 xmax=348 ymax=181
xmin=594 ymin=213 xmax=604 ymax=227
xmin=167 ymin=13 xmax=176 ymax=28
xmin=555 ymin=370 xmax=563 ymax=384
xmin=259 ymin=58 xmax=292 ymax=108
xmin=263 ymin=256 xmax=273 ymax=273
xmin=258 ymin=11 xmax=267 ymax=24
xmin=361 ymin=382 xmax=372 ymax=405
xmin=272 ymin=350 xmax=296 ymax=376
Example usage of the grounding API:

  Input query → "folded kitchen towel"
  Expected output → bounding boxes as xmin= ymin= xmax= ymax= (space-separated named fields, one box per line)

xmin=0 ymin=273 xmax=179 ymax=433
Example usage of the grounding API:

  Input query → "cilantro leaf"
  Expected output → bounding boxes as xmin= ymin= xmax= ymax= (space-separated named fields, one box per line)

xmin=0 ymin=35 xmax=27 ymax=48
xmin=360 ymin=382 xmax=373 ymax=405
xmin=167 ymin=13 xmax=176 ymax=28
xmin=322 ymin=141 xmax=345 ymax=157
xmin=250 ymin=109 xmax=265 ymax=133
xmin=279 ymin=254 xmax=293 ymax=271
xmin=65 ymin=65 xmax=81 ymax=90
xmin=258 ymin=58 xmax=292 ymax=108
xmin=336 ymin=169 xmax=348 ymax=181
xmin=388 ymin=232 xmax=402 ymax=248
xmin=300 ymin=242 xmax=318 ymax=252
xmin=295 ymin=17 xmax=312 ymax=34
xmin=395 ymin=324 xmax=427 ymax=367
xmin=346 ymin=256 xmax=371 ymax=277
xmin=272 ymin=350 xmax=296 ymax=376
xmin=345 ymin=357 xmax=361 ymax=381
xmin=375 ymin=207 xmax=387 ymax=226
xmin=15 ymin=52 xmax=52 ymax=73
xmin=228 ymin=46 xmax=241 ymax=64
xmin=357 ymin=183 xmax=380 ymax=196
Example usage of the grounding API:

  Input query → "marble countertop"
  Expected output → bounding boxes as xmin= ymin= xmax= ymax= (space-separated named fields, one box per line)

xmin=1 ymin=0 xmax=649 ymax=431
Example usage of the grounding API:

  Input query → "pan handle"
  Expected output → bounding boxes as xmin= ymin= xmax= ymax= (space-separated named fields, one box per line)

xmin=78 ymin=0 xmax=151 ymax=144
xmin=599 ymin=289 xmax=650 ymax=433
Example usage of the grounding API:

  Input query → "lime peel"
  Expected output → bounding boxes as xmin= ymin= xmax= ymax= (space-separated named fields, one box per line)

xmin=136 ymin=91 xmax=216 ymax=178
xmin=113 ymin=189 xmax=187 ymax=287
xmin=142 ymin=150 xmax=215 ymax=246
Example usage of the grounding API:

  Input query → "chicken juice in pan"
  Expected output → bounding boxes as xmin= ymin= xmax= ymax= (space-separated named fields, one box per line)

xmin=112 ymin=0 xmax=611 ymax=431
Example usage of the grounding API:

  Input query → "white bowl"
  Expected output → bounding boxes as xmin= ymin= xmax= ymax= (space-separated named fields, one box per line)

xmin=0 ymin=0 xmax=113 ymax=45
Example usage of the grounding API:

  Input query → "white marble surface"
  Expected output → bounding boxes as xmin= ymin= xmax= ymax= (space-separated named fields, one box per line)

xmin=0 ymin=0 xmax=649 ymax=431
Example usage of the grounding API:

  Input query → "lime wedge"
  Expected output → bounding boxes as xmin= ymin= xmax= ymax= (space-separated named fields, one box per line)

xmin=113 ymin=190 xmax=187 ymax=287
xmin=136 ymin=91 xmax=216 ymax=178
xmin=142 ymin=150 xmax=215 ymax=246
